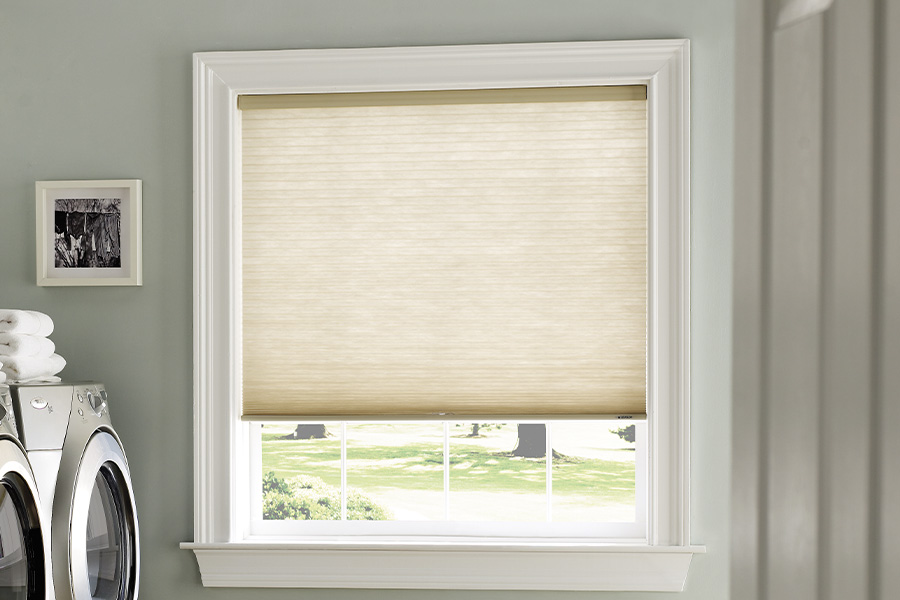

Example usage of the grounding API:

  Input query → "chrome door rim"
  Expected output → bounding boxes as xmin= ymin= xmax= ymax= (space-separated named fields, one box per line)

xmin=0 ymin=440 xmax=48 ymax=599
xmin=68 ymin=432 xmax=138 ymax=600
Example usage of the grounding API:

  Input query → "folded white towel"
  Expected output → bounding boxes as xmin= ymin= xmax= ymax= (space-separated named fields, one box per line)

xmin=0 ymin=333 xmax=55 ymax=358
xmin=10 ymin=375 xmax=60 ymax=384
xmin=0 ymin=369 xmax=5 ymax=384
xmin=0 ymin=353 xmax=65 ymax=382
xmin=0 ymin=310 xmax=54 ymax=337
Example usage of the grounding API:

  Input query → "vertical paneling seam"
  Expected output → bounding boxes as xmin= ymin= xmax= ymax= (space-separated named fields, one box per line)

xmin=759 ymin=2 xmax=775 ymax=597
xmin=868 ymin=0 xmax=886 ymax=598
xmin=817 ymin=8 xmax=834 ymax=600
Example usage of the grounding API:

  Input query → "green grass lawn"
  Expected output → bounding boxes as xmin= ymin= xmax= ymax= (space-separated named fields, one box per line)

xmin=261 ymin=423 xmax=635 ymax=520
xmin=264 ymin=433 xmax=342 ymax=487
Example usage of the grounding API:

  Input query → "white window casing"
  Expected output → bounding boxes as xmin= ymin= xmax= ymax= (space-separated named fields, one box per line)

xmin=182 ymin=39 xmax=700 ymax=591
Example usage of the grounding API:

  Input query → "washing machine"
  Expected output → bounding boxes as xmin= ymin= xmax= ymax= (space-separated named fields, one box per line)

xmin=7 ymin=382 xmax=139 ymax=600
xmin=0 ymin=384 xmax=50 ymax=599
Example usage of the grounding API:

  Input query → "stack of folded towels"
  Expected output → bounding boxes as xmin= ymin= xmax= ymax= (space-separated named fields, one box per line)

xmin=0 ymin=309 xmax=66 ymax=383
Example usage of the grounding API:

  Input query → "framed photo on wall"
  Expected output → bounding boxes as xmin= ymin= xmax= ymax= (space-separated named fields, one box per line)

xmin=36 ymin=179 xmax=142 ymax=286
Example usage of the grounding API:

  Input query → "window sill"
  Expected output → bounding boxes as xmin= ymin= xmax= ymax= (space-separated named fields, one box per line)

xmin=180 ymin=541 xmax=704 ymax=591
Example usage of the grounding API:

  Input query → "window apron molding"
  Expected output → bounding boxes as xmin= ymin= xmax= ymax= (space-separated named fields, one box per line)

xmin=184 ymin=39 xmax=697 ymax=591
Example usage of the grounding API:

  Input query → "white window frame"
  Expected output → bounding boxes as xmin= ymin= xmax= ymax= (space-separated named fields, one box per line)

xmin=182 ymin=40 xmax=701 ymax=591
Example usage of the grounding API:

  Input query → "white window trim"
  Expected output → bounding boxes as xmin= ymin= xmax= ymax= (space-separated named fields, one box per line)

xmin=182 ymin=39 xmax=701 ymax=591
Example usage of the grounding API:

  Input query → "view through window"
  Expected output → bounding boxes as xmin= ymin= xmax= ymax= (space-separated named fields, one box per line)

xmin=258 ymin=420 xmax=643 ymax=524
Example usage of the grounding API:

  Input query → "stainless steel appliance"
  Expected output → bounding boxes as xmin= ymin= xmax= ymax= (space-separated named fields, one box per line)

xmin=0 ymin=384 xmax=50 ymax=599
xmin=8 ymin=383 xmax=138 ymax=600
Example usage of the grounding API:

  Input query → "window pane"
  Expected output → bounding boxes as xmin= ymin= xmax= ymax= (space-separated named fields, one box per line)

xmin=346 ymin=423 xmax=444 ymax=521
xmin=551 ymin=421 xmax=637 ymax=522
xmin=259 ymin=420 xmax=641 ymax=526
xmin=261 ymin=422 xmax=342 ymax=520
xmin=449 ymin=422 xmax=546 ymax=521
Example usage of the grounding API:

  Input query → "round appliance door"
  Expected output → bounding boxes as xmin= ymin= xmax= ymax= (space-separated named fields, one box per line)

xmin=69 ymin=433 xmax=138 ymax=600
xmin=0 ymin=440 xmax=47 ymax=599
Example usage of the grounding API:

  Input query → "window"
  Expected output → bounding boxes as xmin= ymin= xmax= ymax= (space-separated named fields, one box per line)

xmin=184 ymin=40 xmax=698 ymax=591
xmin=253 ymin=420 xmax=647 ymax=538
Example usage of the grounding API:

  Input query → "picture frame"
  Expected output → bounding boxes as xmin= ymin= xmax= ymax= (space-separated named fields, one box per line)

xmin=36 ymin=179 xmax=142 ymax=286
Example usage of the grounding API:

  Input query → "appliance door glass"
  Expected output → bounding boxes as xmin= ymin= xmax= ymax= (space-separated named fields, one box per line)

xmin=0 ymin=467 xmax=45 ymax=599
xmin=85 ymin=467 xmax=126 ymax=599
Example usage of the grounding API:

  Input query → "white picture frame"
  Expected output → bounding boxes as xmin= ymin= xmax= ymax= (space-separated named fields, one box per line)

xmin=36 ymin=179 xmax=142 ymax=286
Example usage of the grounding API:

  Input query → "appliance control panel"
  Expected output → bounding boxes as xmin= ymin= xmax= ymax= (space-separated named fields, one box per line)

xmin=73 ymin=383 xmax=111 ymax=425
xmin=9 ymin=384 xmax=74 ymax=451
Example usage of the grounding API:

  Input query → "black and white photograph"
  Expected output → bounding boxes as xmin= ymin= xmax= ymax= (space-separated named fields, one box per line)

xmin=54 ymin=198 xmax=122 ymax=268
xmin=36 ymin=179 xmax=142 ymax=286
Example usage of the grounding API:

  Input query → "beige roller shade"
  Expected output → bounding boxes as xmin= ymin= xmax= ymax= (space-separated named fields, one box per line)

xmin=240 ymin=86 xmax=647 ymax=419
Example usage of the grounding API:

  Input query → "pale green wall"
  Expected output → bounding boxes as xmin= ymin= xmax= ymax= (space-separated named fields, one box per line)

xmin=0 ymin=1 xmax=733 ymax=598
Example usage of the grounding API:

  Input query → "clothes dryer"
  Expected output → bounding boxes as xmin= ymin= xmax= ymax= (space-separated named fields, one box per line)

xmin=0 ymin=384 xmax=50 ymax=599
xmin=8 ymin=383 xmax=139 ymax=600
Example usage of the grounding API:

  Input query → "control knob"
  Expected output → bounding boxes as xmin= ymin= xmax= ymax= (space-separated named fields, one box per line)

xmin=87 ymin=391 xmax=107 ymax=416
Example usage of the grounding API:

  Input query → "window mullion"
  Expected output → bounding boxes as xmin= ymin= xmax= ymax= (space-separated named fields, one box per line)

xmin=443 ymin=421 xmax=450 ymax=521
xmin=546 ymin=422 xmax=553 ymax=523
xmin=341 ymin=422 xmax=347 ymax=521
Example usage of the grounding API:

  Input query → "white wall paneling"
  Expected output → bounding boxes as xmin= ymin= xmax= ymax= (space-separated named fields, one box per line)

xmin=733 ymin=0 xmax=900 ymax=599
xmin=820 ymin=1 xmax=875 ymax=597
xmin=731 ymin=0 xmax=767 ymax=596
xmin=766 ymin=14 xmax=824 ymax=600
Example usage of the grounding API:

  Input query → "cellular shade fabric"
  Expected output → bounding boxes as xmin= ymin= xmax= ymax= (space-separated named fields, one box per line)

xmin=240 ymin=86 xmax=647 ymax=419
